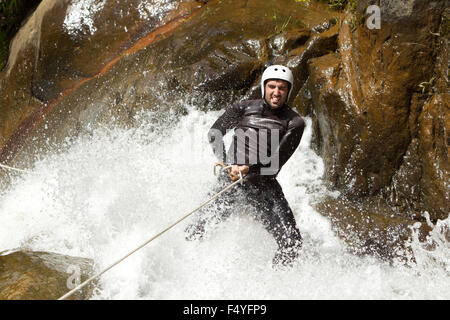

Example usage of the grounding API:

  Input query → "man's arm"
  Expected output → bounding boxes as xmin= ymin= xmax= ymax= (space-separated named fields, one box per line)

xmin=276 ymin=116 xmax=305 ymax=171
xmin=207 ymin=102 xmax=244 ymax=163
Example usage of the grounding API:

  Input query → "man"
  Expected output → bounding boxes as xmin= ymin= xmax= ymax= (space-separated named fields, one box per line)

xmin=185 ymin=65 xmax=305 ymax=267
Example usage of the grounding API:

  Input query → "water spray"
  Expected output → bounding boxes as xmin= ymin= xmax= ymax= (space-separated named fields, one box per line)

xmin=58 ymin=165 xmax=246 ymax=300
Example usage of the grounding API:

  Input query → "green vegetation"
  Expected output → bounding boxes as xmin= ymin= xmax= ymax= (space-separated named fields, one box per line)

xmin=312 ymin=0 xmax=358 ymax=12
xmin=267 ymin=8 xmax=292 ymax=38
xmin=348 ymin=0 xmax=357 ymax=12
xmin=310 ymin=0 xmax=361 ymax=32
xmin=273 ymin=8 xmax=292 ymax=34
xmin=349 ymin=17 xmax=357 ymax=32
xmin=327 ymin=0 xmax=348 ymax=10
xmin=418 ymin=76 xmax=436 ymax=94
xmin=0 ymin=0 xmax=41 ymax=70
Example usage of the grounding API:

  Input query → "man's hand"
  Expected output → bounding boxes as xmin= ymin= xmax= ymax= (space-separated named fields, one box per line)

xmin=230 ymin=165 xmax=249 ymax=180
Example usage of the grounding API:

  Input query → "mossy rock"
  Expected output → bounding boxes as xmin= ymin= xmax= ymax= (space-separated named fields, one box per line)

xmin=0 ymin=250 xmax=95 ymax=300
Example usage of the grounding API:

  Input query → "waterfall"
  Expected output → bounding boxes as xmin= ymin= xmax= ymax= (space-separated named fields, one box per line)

xmin=0 ymin=106 xmax=448 ymax=299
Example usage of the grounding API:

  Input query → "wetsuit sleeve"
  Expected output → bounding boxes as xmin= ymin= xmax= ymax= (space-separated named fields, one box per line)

xmin=207 ymin=102 xmax=245 ymax=163
xmin=276 ymin=116 xmax=305 ymax=171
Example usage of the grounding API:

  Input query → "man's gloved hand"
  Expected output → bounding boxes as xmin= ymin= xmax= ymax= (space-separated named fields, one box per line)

xmin=214 ymin=163 xmax=249 ymax=181
xmin=230 ymin=165 xmax=249 ymax=181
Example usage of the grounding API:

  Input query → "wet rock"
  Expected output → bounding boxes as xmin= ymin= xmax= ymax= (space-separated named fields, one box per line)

xmin=292 ymin=0 xmax=448 ymax=258
xmin=0 ymin=0 xmax=335 ymax=168
xmin=298 ymin=0 xmax=448 ymax=221
xmin=0 ymin=250 xmax=94 ymax=300
xmin=269 ymin=28 xmax=311 ymax=56
xmin=316 ymin=196 xmax=433 ymax=261
xmin=0 ymin=0 xmax=203 ymax=162
xmin=246 ymin=23 xmax=341 ymax=102
xmin=417 ymin=94 xmax=449 ymax=220
xmin=0 ymin=0 xmax=447 ymax=260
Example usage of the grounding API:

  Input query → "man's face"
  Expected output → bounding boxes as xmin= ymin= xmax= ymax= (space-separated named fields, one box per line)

xmin=264 ymin=79 xmax=289 ymax=108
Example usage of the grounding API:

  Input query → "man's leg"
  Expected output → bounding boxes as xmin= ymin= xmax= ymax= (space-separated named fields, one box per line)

xmin=184 ymin=174 xmax=237 ymax=241
xmin=246 ymin=178 xmax=302 ymax=266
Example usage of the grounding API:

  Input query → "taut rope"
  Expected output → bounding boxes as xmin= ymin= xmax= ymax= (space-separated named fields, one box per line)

xmin=58 ymin=168 xmax=244 ymax=300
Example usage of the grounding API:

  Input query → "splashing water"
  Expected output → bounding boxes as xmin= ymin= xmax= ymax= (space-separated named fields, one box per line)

xmin=0 ymin=106 xmax=448 ymax=300
xmin=63 ymin=0 xmax=107 ymax=36
xmin=137 ymin=0 xmax=178 ymax=21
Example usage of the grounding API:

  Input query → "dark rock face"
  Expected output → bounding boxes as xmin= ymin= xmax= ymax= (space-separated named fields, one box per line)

xmin=0 ymin=0 xmax=203 ymax=162
xmin=0 ymin=250 xmax=94 ymax=300
xmin=297 ymin=0 xmax=448 ymax=220
xmin=0 ymin=0 xmax=337 ymax=165
xmin=0 ymin=0 xmax=448 ymax=261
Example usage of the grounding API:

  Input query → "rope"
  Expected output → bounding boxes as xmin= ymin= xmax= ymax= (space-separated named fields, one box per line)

xmin=0 ymin=162 xmax=27 ymax=173
xmin=57 ymin=175 xmax=245 ymax=300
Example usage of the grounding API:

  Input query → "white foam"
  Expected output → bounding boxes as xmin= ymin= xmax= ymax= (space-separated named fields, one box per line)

xmin=137 ymin=0 xmax=178 ymax=21
xmin=63 ymin=0 xmax=106 ymax=37
xmin=0 ymin=107 xmax=448 ymax=299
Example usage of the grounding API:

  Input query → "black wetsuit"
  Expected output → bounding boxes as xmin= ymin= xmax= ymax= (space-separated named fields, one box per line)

xmin=185 ymin=99 xmax=305 ymax=266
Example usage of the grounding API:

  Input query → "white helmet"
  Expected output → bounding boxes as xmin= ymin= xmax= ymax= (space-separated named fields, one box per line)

xmin=261 ymin=65 xmax=294 ymax=101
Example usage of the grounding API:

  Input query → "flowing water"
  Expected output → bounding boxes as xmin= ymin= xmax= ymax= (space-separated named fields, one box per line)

xmin=0 ymin=105 xmax=448 ymax=300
